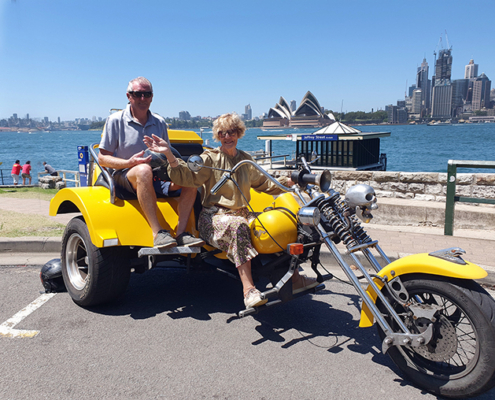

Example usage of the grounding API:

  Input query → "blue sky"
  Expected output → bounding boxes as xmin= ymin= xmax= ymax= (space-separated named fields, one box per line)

xmin=1 ymin=0 xmax=494 ymax=121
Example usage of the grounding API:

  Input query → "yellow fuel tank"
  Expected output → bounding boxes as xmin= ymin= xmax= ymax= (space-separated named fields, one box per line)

xmin=250 ymin=193 xmax=300 ymax=254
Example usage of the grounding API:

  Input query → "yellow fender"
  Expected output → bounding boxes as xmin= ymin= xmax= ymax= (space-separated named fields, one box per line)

xmin=49 ymin=187 xmax=194 ymax=248
xmin=359 ymin=252 xmax=487 ymax=328
xmin=49 ymin=186 xmax=280 ymax=251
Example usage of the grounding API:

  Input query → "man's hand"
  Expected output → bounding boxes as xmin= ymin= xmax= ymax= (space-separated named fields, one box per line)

xmin=129 ymin=150 xmax=152 ymax=167
xmin=143 ymin=134 xmax=171 ymax=155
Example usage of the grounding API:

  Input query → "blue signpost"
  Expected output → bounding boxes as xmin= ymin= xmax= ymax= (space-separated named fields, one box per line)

xmin=78 ymin=146 xmax=89 ymax=187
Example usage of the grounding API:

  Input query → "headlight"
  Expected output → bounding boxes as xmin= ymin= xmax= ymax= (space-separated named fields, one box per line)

xmin=297 ymin=207 xmax=320 ymax=226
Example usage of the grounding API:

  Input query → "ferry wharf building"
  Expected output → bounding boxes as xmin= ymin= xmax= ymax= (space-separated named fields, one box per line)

xmin=263 ymin=91 xmax=333 ymax=128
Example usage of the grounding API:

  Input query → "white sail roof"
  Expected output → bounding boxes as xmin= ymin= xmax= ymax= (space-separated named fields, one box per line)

xmin=312 ymin=121 xmax=362 ymax=134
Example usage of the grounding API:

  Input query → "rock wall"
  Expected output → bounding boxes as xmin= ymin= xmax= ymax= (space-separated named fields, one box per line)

xmin=271 ymin=170 xmax=495 ymax=206
xmin=329 ymin=171 xmax=495 ymax=205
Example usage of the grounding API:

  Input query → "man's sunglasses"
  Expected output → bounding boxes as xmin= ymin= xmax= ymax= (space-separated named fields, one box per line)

xmin=129 ymin=91 xmax=153 ymax=98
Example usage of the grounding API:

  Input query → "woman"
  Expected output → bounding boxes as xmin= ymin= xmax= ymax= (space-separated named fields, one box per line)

xmin=21 ymin=161 xmax=32 ymax=185
xmin=144 ymin=113 xmax=317 ymax=309
xmin=11 ymin=160 xmax=22 ymax=186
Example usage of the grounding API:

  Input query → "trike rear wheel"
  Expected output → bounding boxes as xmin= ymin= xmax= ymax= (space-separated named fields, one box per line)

xmin=61 ymin=217 xmax=131 ymax=307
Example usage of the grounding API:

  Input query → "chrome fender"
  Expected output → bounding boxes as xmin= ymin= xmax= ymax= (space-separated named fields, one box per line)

xmin=359 ymin=252 xmax=487 ymax=328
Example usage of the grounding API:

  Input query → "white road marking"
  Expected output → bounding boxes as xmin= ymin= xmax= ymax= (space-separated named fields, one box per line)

xmin=0 ymin=293 xmax=56 ymax=338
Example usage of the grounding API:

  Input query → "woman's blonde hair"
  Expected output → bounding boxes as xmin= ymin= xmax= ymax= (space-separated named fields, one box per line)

xmin=212 ymin=113 xmax=246 ymax=141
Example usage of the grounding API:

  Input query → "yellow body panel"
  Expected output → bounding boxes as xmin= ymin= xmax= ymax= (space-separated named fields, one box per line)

xmin=359 ymin=253 xmax=488 ymax=327
xmin=49 ymin=187 xmax=198 ymax=248
xmin=168 ymin=129 xmax=204 ymax=144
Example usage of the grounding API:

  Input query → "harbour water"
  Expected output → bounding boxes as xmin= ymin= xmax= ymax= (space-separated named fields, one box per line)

xmin=1 ymin=123 xmax=494 ymax=185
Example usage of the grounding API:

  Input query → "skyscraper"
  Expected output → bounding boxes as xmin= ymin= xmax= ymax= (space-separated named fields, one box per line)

xmin=435 ymin=49 xmax=452 ymax=81
xmin=432 ymin=48 xmax=453 ymax=119
xmin=472 ymin=73 xmax=491 ymax=111
xmin=416 ymin=58 xmax=431 ymax=115
xmin=464 ymin=59 xmax=478 ymax=79
xmin=244 ymin=104 xmax=252 ymax=120
xmin=290 ymin=100 xmax=296 ymax=112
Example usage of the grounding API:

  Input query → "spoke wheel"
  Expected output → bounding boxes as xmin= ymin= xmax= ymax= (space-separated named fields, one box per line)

xmin=377 ymin=274 xmax=495 ymax=398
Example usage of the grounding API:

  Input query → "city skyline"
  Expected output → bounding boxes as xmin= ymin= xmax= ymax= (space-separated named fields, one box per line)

xmin=1 ymin=0 xmax=494 ymax=121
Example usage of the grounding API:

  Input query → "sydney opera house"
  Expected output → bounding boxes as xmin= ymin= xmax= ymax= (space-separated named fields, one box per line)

xmin=263 ymin=91 xmax=334 ymax=128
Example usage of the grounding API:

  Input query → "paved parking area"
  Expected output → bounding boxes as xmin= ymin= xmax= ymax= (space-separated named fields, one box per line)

xmin=1 ymin=263 xmax=495 ymax=400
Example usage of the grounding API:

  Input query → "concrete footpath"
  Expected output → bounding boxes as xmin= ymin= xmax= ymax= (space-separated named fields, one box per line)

xmin=1 ymin=196 xmax=495 ymax=284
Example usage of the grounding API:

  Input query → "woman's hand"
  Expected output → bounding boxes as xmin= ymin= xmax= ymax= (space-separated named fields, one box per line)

xmin=143 ymin=134 xmax=171 ymax=155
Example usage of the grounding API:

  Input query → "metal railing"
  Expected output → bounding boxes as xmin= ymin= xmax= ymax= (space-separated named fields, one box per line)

xmin=445 ymin=160 xmax=495 ymax=235
xmin=38 ymin=170 xmax=81 ymax=187
xmin=0 ymin=169 xmax=14 ymax=185
xmin=253 ymin=154 xmax=291 ymax=169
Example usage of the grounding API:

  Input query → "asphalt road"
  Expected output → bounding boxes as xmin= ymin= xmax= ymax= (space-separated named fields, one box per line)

xmin=1 ymin=264 xmax=495 ymax=400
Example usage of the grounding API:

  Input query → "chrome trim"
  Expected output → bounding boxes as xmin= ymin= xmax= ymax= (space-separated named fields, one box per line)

xmin=89 ymin=143 xmax=116 ymax=204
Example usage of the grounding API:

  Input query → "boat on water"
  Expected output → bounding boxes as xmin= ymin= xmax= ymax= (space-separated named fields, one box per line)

xmin=255 ymin=121 xmax=390 ymax=171
xmin=427 ymin=120 xmax=453 ymax=126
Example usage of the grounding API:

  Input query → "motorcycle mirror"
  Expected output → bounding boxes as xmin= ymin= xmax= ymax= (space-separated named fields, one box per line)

xmin=187 ymin=155 xmax=204 ymax=172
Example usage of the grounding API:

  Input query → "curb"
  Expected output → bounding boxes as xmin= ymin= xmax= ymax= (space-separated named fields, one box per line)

xmin=2 ymin=237 xmax=495 ymax=286
xmin=0 ymin=238 xmax=62 ymax=253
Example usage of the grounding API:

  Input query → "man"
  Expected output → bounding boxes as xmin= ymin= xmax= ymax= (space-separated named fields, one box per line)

xmin=11 ymin=160 xmax=22 ymax=186
xmin=98 ymin=76 xmax=204 ymax=249
xmin=43 ymin=162 xmax=58 ymax=176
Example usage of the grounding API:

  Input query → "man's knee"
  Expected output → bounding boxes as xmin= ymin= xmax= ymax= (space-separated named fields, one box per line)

xmin=128 ymin=164 xmax=153 ymax=187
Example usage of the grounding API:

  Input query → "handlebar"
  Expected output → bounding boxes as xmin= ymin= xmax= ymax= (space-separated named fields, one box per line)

xmin=229 ymin=159 xmax=295 ymax=193
xmin=210 ymin=173 xmax=231 ymax=195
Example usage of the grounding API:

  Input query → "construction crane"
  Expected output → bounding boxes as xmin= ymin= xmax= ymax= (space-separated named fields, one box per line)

xmin=433 ymin=35 xmax=442 ymax=65
xmin=444 ymin=29 xmax=452 ymax=50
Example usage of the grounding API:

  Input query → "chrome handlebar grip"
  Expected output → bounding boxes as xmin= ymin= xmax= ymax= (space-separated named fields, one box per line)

xmin=210 ymin=173 xmax=230 ymax=195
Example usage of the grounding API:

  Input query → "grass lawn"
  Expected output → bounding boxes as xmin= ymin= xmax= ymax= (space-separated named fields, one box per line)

xmin=0 ymin=187 xmax=64 ymax=237
xmin=0 ymin=187 xmax=58 ymax=201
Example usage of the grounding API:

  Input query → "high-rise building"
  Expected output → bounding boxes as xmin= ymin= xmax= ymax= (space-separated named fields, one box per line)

xmin=386 ymin=102 xmax=408 ymax=124
xmin=452 ymin=79 xmax=469 ymax=117
xmin=464 ymin=59 xmax=478 ymax=79
xmin=408 ymin=84 xmax=417 ymax=98
xmin=435 ymin=49 xmax=452 ymax=81
xmin=431 ymin=83 xmax=453 ymax=119
xmin=412 ymin=89 xmax=422 ymax=114
xmin=431 ymin=49 xmax=453 ymax=119
xmin=290 ymin=100 xmax=296 ymax=112
xmin=452 ymin=79 xmax=469 ymax=106
xmin=472 ymin=73 xmax=491 ymax=111
xmin=416 ymin=58 xmax=431 ymax=115
xmin=244 ymin=104 xmax=252 ymax=120
xmin=179 ymin=111 xmax=191 ymax=120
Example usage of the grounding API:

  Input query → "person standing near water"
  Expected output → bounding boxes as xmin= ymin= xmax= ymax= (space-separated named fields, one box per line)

xmin=21 ymin=161 xmax=31 ymax=185
xmin=11 ymin=160 xmax=21 ymax=186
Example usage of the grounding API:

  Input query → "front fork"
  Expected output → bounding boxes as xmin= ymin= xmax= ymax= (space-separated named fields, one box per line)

xmin=318 ymin=225 xmax=435 ymax=353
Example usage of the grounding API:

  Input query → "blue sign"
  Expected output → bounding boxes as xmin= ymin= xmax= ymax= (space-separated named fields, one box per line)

xmin=301 ymin=134 xmax=338 ymax=141
xmin=78 ymin=146 xmax=89 ymax=187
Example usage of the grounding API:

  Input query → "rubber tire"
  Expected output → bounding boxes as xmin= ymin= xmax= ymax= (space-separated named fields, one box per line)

xmin=61 ymin=217 xmax=131 ymax=307
xmin=377 ymin=274 xmax=495 ymax=398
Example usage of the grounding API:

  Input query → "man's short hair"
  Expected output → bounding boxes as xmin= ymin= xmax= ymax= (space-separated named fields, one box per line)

xmin=127 ymin=77 xmax=153 ymax=93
